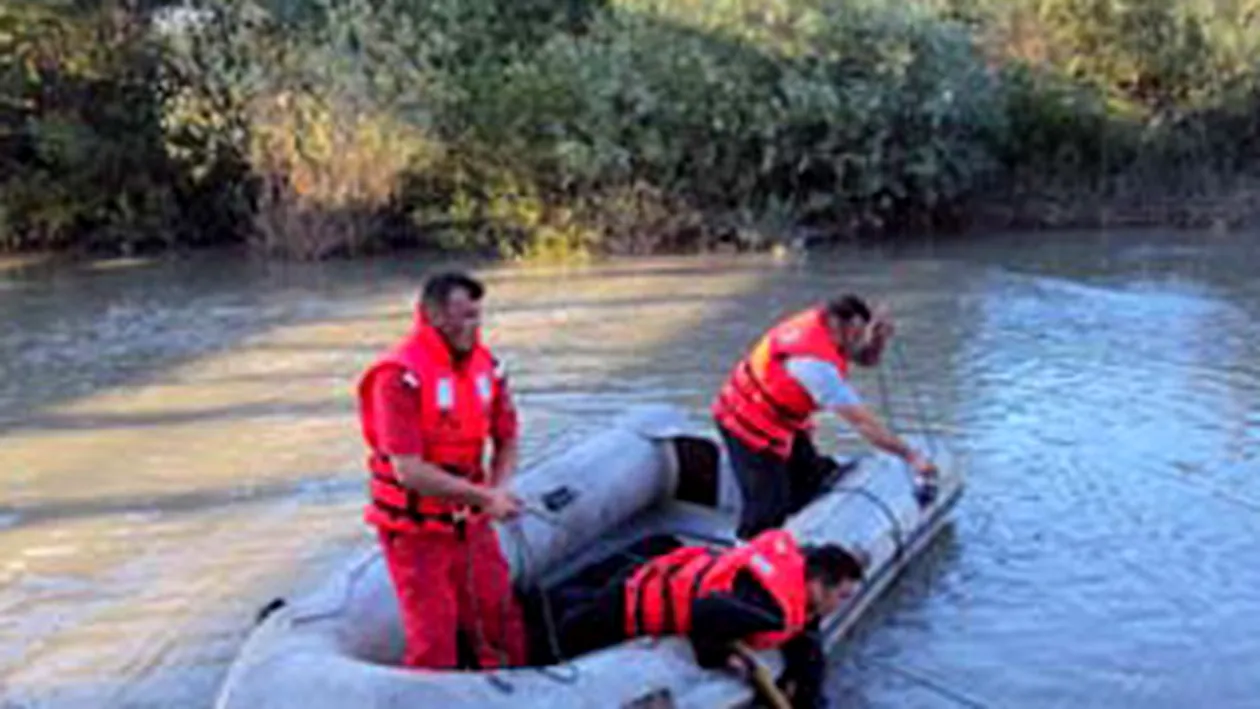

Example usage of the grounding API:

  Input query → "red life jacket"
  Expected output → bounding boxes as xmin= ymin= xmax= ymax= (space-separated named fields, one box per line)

xmin=357 ymin=316 xmax=499 ymax=534
xmin=712 ymin=307 xmax=849 ymax=459
xmin=622 ymin=529 xmax=809 ymax=651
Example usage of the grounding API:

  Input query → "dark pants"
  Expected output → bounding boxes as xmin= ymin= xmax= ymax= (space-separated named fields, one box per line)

xmin=524 ymin=535 xmax=682 ymax=664
xmin=554 ymin=581 xmax=628 ymax=658
xmin=718 ymin=425 xmax=839 ymax=539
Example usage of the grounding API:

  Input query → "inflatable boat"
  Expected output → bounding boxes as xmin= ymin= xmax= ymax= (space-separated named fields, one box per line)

xmin=214 ymin=405 xmax=963 ymax=709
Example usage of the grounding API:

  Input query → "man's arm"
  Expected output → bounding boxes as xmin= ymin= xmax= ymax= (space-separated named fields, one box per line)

xmin=389 ymin=455 xmax=495 ymax=508
xmin=370 ymin=369 xmax=511 ymax=514
xmin=833 ymin=403 xmax=929 ymax=470
xmin=778 ymin=618 xmax=827 ymax=709
xmin=690 ymin=575 xmax=826 ymax=707
xmin=687 ymin=574 xmax=784 ymax=669
xmin=488 ymin=359 xmax=520 ymax=486
xmin=785 ymin=358 xmax=934 ymax=476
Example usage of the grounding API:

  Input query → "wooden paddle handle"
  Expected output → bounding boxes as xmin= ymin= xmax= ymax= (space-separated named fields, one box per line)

xmin=732 ymin=644 xmax=794 ymax=709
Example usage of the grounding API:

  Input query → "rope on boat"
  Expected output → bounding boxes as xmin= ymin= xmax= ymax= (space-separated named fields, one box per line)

xmin=891 ymin=338 xmax=942 ymax=462
xmin=505 ymin=520 xmax=582 ymax=685
xmin=826 ymin=484 xmax=906 ymax=565
xmin=289 ymin=550 xmax=377 ymax=626
xmin=877 ymin=338 xmax=941 ymax=506
xmin=459 ymin=517 xmax=583 ymax=693
xmin=464 ymin=533 xmax=516 ymax=694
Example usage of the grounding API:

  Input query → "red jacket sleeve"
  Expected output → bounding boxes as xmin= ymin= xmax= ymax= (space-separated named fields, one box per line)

xmin=370 ymin=367 xmax=425 ymax=456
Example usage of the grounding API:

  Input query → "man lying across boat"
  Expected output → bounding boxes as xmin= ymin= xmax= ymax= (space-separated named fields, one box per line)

xmin=554 ymin=528 xmax=864 ymax=708
xmin=712 ymin=294 xmax=939 ymax=539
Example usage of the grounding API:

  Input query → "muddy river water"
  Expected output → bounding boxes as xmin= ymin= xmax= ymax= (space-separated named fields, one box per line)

xmin=2 ymin=229 xmax=1258 ymax=708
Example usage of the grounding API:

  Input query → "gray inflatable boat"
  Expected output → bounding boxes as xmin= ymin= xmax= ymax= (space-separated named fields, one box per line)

xmin=214 ymin=405 xmax=963 ymax=709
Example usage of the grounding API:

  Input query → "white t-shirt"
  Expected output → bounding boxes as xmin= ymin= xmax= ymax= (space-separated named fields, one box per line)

xmin=783 ymin=357 xmax=862 ymax=409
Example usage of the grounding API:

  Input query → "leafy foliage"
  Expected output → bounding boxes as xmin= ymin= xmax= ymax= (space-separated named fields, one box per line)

xmin=3 ymin=0 xmax=1260 ymax=258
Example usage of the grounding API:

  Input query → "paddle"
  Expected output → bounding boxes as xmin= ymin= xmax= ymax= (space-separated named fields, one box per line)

xmin=731 ymin=642 xmax=794 ymax=709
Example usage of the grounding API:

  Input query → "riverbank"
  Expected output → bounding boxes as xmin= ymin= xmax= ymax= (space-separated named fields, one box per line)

xmin=973 ymin=181 xmax=1260 ymax=235
xmin=6 ymin=187 xmax=1257 ymax=268
xmin=3 ymin=0 xmax=1259 ymax=260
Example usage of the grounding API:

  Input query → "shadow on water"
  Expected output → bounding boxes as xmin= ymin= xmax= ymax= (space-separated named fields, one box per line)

xmin=0 ymin=475 xmax=360 ymax=535
xmin=0 ymin=250 xmax=485 ymax=427
xmin=0 ymin=399 xmax=348 ymax=435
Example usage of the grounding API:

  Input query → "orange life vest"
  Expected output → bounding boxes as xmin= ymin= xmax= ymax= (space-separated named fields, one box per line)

xmin=357 ymin=316 xmax=499 ymax=534
xmin=623 ymin=529 xmax=808 ymax=651
xmin=712 ymin=307 xmax=849 ymax=459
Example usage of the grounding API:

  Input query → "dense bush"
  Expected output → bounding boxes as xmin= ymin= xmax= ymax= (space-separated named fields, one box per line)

xmin=3 ymin=0 xmax=1260 ymax=259
xmin=460 ymin=1 xmax=1001 ymax=239
xmin=1 ymin=2 xmax=181 ymax=251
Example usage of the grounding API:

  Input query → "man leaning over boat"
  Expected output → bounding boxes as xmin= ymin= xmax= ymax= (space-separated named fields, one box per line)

xmin=712 ymin=294 xmax=939 ymax=538
xmin=356 ymin=271 xmax=527 ymax=670
xmin=555 ymin=528 xmax=865 ymax=708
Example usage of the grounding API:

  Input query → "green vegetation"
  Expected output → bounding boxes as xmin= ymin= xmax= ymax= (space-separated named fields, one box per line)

xmin=3 ymin=0 xmax=1258 ymax=259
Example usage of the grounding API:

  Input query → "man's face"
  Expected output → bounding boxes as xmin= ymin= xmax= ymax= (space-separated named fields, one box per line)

xmin=428 ymin=287 xmax=481 ymax=355
xmin=830 ymin=315 xmax=871 ymax=357
xmin=807 ymin=577 xmax=859 ymax=619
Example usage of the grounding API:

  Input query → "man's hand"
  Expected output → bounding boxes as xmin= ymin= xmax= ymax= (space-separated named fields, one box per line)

xmin=909 ymin=452 xmax=940 ymax=507
xmin=481 ymin=486 xmax=523 ymax=520
xmin=725 ymin=651 xmax=752 ymax=679
xmin=729 ymin=644 xmax=795 ymax=709
xmin=836 ymin=404 xmax=923 ymax=467
xmin=854 ymin=304 xmax=894 ymax=367
xmin=908 ymin=450 xmax=938 ymax=479
xmin=870 ymin=304 xmax=895 ymax=342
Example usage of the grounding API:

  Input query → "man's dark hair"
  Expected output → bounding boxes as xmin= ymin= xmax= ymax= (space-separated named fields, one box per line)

xmin=803 ymin=544 xmax=865 ymax=587
xmin=420 ymin=271 xmax=485 ymax=310
xmin=825 ymin=294 xmax=871 ymax=325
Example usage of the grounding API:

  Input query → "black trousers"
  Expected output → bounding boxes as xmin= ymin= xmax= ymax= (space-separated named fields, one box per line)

xmin=719 ymin=425 xmax=839 ymax=539
xmin=526 ymin=536 xmax=682 ymax=663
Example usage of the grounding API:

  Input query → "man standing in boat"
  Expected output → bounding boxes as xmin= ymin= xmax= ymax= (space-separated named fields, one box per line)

xmin=356 ymin=271 xmax=526 ymax=670
xmin=554 ymin=528 xmax=864 ymax=708
xmin=713 ymin=295 xmax=938 ymax=538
